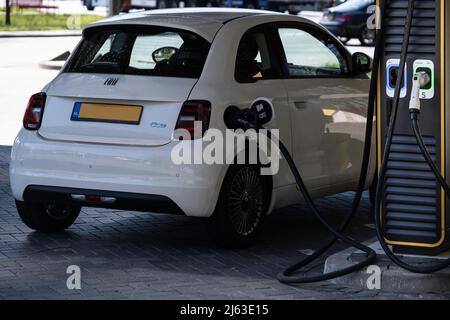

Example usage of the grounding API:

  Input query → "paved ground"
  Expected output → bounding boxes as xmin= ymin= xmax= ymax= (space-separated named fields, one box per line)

xmin=1 ymin=146 xmax=449 ymax=299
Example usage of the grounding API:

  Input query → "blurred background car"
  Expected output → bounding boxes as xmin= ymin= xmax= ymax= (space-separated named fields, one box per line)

xmin=320 ymin=0 xmax=375 ymax=46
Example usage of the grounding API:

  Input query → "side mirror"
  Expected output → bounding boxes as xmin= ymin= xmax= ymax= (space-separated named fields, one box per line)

xmin=352 ymin=52 xmax=372 ymax=75
xmin=152 ymin=47 xmax=178 ymax=63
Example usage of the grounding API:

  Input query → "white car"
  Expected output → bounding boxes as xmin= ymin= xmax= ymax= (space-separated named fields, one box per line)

xmin=10 ymin=8 xmax=375 ymax=247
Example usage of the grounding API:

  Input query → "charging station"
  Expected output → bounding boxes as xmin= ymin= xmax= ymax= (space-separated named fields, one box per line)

xmin=377 ymin=0 xmax=450 ymax=256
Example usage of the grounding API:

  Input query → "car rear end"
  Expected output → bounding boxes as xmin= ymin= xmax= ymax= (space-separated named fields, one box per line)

xmin=320 ymin=9 xmax=351 ymax=38
xmin=320 ymin=0 xmax=373 ymax=40
xmin=10 ymin=23 xmax=222 ymax=218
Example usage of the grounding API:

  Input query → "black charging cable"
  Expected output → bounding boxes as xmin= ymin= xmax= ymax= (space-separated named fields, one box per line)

xmin=225 ymin=109 xmax=378 ymax=282
xmin=272 ymin=131 xmax=377 ymax=283
xmin=224 ymin=1 xmax=388 ymax=283
xmin=275 ymin=0 xmax=388 ymax=284
xmin=224 ymin=98 xmax=379 ymax=283
xmin=226 ymin=6 xmax=387 ymax=281
xmin=373 ymin=0 xmax=450 ymax=273
xmin=410 ymin=113 xmax=450 ymax=198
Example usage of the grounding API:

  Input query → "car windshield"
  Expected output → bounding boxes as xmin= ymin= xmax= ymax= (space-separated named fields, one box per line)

xmin=337 ymin=0 xmax=373 ymax=10
xmin=66 ymin=26 xmax=211 ymax=78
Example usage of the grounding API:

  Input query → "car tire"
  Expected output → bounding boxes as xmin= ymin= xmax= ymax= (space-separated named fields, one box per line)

xmin=16 ymin=201 xmax=81 ymax=233
xmin=84 ymin=0 xmax=94 ymax=10
xmin=359 ymin=26 xmax=376 ymax=46
xmin=208 ymin=164 xmax=270 ymax=248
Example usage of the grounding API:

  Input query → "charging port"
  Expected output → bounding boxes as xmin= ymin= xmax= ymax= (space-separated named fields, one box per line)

xmin=386 ymin=59 xmax=408 ymax=98
xmin=389 ymin=67 xmax=400 ymax=88
xmin=413 ymin=60 xmax=435 ymax=99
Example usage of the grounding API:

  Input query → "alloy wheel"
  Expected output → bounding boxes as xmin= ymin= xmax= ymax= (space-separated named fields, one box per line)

xmin=228 ymin=167 xmax=264 ymax=236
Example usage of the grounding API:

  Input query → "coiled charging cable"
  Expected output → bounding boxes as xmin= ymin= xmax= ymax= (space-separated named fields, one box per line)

xmin=275 ymin=0 xmax=389 ymax=284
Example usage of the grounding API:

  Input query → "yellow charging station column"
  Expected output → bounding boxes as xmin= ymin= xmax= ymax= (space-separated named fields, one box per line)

xmin=377 ymin=0 xmax=449 ymax=255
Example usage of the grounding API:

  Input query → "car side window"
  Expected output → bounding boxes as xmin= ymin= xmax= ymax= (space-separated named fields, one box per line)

xmin=278 ymin=27 xmax=348 ymax=78
xmin=235 ymin=30 xmax=274 ymax=83
xmin=129 ymin=32 xmax=183 ymax=70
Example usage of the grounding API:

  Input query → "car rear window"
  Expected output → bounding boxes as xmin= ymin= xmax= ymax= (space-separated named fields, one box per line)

xmin=66 ymin=26 xmax=211 ymax=78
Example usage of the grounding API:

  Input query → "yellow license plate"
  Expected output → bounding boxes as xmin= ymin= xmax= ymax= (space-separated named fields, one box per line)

xmin=71 ymin=103 xmax=143 ymax=125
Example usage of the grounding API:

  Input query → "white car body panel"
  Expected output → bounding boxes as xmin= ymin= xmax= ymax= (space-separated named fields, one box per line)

xmin=10 ymin=9 xmax=374 ymax=218
xmin=285 ymin=78 xmax=374 ymax=190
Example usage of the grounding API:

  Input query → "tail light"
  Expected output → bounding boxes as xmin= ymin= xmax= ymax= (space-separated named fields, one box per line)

xmin=23 ymin=92 xmax=46 ymax=130
xmin=175 ymin=100 xmax=211 ymax=139
xmin=336 ymin=14 xmax=353 ymax=22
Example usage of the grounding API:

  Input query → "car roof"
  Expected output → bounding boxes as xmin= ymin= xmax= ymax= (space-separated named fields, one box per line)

xmin=84 ymin=8 xmax=286 ymax=42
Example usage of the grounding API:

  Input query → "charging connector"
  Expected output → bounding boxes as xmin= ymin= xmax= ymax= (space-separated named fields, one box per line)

xmin=409 ymin=71 xmax=431 ymax=113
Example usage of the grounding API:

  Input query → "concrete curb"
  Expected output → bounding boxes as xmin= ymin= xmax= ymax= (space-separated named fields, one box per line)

xmin=324 ymin=240 xmax=450 ymax=294
xmin=0 ymin=30 xmax=82 ymax=38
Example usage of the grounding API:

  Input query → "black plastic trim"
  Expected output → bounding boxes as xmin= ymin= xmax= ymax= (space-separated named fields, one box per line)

xmin=23 ymin=185 xmax=185 ymax=215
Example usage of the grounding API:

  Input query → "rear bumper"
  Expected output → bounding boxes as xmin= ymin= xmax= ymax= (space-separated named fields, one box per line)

xmin=23 ymin=185 xmax=185 ymax=215
xmin=10 ymin=130 xmax=225 ymax=217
